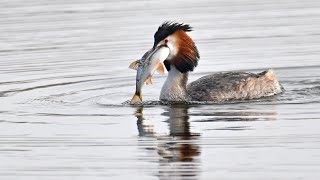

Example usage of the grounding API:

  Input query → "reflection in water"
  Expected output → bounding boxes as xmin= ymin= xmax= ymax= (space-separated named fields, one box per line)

xmin=135 ymin=104 xmax=279 ymax=179
xmin=135 ymin=105 xmax=201 ymax=180
xmin=136 ymin=106 xmax=156 ymax=137
xmin=193 ymin=111 xmax=278 ymax=122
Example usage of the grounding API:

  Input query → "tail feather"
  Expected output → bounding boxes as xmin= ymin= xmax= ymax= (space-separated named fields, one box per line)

xmin=130 ymin=94 xmax=142 ymax=105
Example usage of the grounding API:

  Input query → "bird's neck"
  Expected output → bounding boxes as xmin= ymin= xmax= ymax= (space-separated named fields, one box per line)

xmin=160 ymin=66 xmax=190 ymax=101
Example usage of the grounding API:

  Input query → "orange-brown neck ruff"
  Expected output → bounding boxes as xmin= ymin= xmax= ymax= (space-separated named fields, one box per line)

xmin=170 ymin=30 xmax=200 ymax=73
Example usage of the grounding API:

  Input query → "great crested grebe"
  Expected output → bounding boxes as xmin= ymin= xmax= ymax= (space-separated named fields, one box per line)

xmin=148 ymin=21 xmax=283 ymax=102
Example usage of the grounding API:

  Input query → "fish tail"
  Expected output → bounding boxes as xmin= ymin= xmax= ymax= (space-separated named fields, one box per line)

xmin=130 ymin=92 xmax=142 ymax=105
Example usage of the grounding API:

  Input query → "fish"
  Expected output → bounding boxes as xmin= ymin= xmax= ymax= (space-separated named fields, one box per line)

xmin=129 ymin=45 xmax=170 ymax=104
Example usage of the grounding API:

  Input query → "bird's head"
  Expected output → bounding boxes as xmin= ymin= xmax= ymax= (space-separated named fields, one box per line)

xmin=153 ymin=21 xmax=200 ymax=73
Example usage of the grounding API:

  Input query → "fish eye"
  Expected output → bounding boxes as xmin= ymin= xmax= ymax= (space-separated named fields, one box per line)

xmin=164 ymin=39 xmax=168 ymax=43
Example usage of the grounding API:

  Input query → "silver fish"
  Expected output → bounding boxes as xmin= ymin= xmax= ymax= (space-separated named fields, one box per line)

xmin=129 ymin=45 xmax=170 ymax=104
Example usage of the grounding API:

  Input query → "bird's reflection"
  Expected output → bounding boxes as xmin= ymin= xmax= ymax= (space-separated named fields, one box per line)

xmin=135 ymin=105 xmax=200 ymax=180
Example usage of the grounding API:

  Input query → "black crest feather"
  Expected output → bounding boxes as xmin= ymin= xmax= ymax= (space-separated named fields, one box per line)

xmin=153 ymin=21 xmax=193 ymax=47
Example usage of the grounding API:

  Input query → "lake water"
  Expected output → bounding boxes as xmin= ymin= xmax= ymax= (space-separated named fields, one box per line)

xmin=1 ymin=0 xmax=320 ymax=179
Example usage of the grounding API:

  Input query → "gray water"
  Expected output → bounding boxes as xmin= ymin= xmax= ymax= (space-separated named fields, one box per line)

xmin=1 ymin=0 xmax=320 ymax=179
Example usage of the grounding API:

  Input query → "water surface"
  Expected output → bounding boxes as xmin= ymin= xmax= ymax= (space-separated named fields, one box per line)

xmin=1 ymin=0 xmax=320 ymax=179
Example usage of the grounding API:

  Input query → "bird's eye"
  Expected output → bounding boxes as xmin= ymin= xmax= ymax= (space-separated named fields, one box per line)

xmin=164 ymin=39 xmax=168 ymax=43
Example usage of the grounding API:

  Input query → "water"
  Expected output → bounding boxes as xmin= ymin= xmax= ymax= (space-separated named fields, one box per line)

xmin=1 ymin=0 xmax=320 ymax=179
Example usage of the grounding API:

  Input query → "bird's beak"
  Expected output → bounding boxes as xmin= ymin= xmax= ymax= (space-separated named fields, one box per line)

xmin=150 ymin=44 xmax=169 ymax=56
xmin=153 ymin=42 xmax=168 ymax=49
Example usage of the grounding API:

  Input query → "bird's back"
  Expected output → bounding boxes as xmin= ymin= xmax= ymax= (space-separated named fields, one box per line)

xmin=187 ymin=70 xmax=283 ymax=101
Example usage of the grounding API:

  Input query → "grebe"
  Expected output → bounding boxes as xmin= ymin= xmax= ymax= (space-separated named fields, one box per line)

xmin=152 ymin=21 xmax=283 ymax=102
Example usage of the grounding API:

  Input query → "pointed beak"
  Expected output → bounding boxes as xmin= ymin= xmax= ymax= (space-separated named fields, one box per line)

xmin=153 ymin=43 xmax=168 ymax=50
xmin=162 ymin=44 xmax=169 ymax=48
xmin=148 ymin=44 xmax=168 ymax=59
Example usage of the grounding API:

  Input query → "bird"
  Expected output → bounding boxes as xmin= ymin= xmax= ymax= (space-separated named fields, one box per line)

xmin=151 ymin=21 xmax=283 ymax=102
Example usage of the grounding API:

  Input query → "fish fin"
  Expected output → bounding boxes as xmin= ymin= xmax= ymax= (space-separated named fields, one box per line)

xmin=130 ymin=94 xmax=142 ymax=105
xmin=145 ymin=76 xmax=153 ymax=85
xmin=129 ymin=60 xmax=139 ymax=70
xmin=156 ymin=63 xmax=165 ymax=74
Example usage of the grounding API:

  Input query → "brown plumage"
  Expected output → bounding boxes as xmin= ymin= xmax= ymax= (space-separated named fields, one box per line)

xmin=170 ymin=30 xmax=200 ymax=73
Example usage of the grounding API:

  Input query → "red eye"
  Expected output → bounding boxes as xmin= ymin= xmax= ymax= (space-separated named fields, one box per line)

xmin=164 ymin=39 xmax=168 ymax=43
